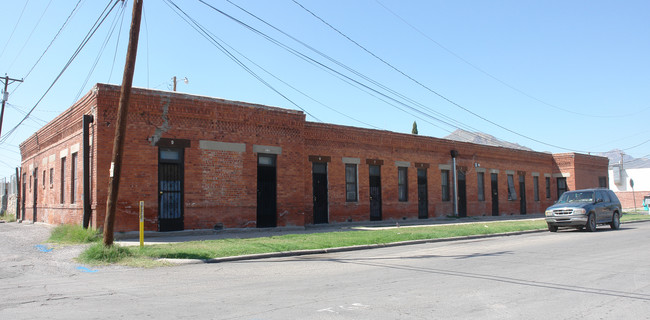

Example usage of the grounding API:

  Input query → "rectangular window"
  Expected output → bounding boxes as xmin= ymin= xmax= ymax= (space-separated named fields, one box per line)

xmin=545 ymin=177 xmax=551 ymax=199
xmin=441 ymin=170 xmax=450 ymax=201
xmin=477 ymin=172 xmax=485 ymax=201
xmin=533 ymin=176 xmax=539 ymax=201
xmin=42 ymin=170 xmax=46 ymax=189
xmin=345 ymin=164 xmax=358 ymax=202
xmin=507 ymin=174 xmax=517 ymax=200
xmin=60 ymin=157 xmax=66 ymax=204
xmin=398 ymin=167 xmax=408 ymax=202
xmin=557 ymin=177 xmax=568 ymax=199
xmin=71 ymin=153 xmax=78 ymax=204
xmin=598 ymin=176 xmax=607 ymax=188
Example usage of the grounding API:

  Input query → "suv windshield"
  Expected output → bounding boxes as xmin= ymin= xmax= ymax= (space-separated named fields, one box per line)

xmin=557 ymin=191 xmax=594 ymax=204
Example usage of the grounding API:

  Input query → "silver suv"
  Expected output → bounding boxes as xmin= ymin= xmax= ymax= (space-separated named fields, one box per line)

xmin=545 ymin=188 xmax=622 ymax=232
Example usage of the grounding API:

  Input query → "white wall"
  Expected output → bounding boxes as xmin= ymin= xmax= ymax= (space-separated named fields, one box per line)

xmin=609 ymin=167 xmax=650 ymax=191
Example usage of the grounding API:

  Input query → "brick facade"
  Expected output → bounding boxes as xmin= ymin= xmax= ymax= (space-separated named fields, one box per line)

xmin=19 ymin=84 xmax=610 ymax=232
xmin=615 ymin=191 xmax=650 ymax=210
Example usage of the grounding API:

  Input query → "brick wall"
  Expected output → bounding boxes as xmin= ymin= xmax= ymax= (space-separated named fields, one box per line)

xmin=615 ymin=191 xmax=650 ymax=210
xmin=92 ymin=84 xmax=306 ymax=232
xmin=19 ymin=90 xmax=95 ymax=225
xmin=303 ymin=122 xmax=568 ymax=223
xmin=20 ymin=84 xmax=611 ymax=232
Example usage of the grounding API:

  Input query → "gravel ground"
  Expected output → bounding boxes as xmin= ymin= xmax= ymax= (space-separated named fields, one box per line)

xmin=0 ymin=222 xmax=126 ymax=278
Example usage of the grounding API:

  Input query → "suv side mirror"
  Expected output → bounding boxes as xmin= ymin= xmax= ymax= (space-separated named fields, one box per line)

xmin=595 ymin=198 xmax=603 ymax=203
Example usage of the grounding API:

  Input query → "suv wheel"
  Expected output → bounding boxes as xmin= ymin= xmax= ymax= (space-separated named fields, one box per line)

xmin=547 ymin=224 xmax=558 ymax=232
xmin=610 ymin=212 xmax=621 ymax=230
xmin=585 ymin=213 xmax=597 ymax=232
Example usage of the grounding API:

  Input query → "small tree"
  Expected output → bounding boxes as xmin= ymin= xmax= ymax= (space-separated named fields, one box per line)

xmin=411 ymin=121 xmax=418 ymax=135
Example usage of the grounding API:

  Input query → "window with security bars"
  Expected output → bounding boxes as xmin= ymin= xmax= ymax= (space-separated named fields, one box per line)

xmin=598 ymin=176 xmax=607 ymax=188
xmin=507 ymin=174 xmax=517 ymax=200
xmin=477 ymin=172 xmax=485 ymax=201
xmin=398 ymin=167 xmax=408 ymax=202
xmin=533 ymin=176 xmax=539 ymax=201
xmin=60 ymin=157 xmax=66 ymax=204
xmin=345 ymin=164 xmax=357 ymax=202
xmin=545 ymin=177 xmax=551 ymax=199
xmin=441 ymin=170 xmax=450 ymax=201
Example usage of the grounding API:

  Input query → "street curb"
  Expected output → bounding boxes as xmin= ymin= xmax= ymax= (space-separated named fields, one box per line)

xmin=157 ymin=228 xmax=549 ymax=265
xmin=156 ymin=219 xmax=650 ymax=265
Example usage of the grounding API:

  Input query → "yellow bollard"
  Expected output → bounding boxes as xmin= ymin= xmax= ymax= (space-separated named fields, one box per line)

xmin=139 ymin=201 xmax=144 ymax=248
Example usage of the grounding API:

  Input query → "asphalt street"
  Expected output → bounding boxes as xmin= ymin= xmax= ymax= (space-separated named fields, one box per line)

xmin=1 ymin=220 xmax=649 ymax=319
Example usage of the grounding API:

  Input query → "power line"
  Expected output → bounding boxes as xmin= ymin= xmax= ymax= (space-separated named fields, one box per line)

xmin=374 ymin=0 xmax=650 ymax=119
xmin=0 ymin=144 xmax=19 ymax=154
xmin=212 ymin=28 xmax=381 ymax=129
xmin=13 ymin=0 xmax=85 ymax=93
xmin=0 ymin=0 xmax=122 ymax=145
xmin=0 ymin=1 xmax=30 ymax=60
xmin=108 ymin=0 xmax=129 ymax=84
xmin=6 ymin=103 xmax=47 ymax=124
xmin=0 ymin=157 xmax=18 ymax=170
xmin=7 ymin=0 xmax=54 ymax=72
xmin=165 ymin=0 xmax=323 ymax=122
xmin=141 ymin=3 xmax=150 ymax=88
xmin=219 ymin=0 xmax=447 ymax=129
xmin=74 ymin=0 xmax=128 ymax=102
xmin=163 ymin=2 xmax=377 ymax=129
xmin=222 ymin=0 xmax=527 ymax=147
xmin=209 ymin=0 xmax=453 ymax=130
xmin=619 ymin=139 xmax=650 ymax=152
xmin=291 ymin=0 xmax=588 ymax=153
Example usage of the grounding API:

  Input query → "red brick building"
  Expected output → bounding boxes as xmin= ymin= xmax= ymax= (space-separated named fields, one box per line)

xmin=18 ymin=84 xmax=609 ymax=232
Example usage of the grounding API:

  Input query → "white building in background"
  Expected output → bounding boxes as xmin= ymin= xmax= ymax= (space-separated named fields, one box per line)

xmin=609 ymin=158 xmax=650 ymax=210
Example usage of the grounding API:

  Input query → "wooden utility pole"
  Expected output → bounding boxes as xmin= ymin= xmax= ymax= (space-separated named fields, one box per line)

xmin=0 ymin=75 xmax=24 ymax=138
xmin=103 ymin=0 xmax=143 ymax=246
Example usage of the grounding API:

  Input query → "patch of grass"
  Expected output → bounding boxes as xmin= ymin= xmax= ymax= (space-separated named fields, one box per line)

xmin=49 ymin=224 xmax=101 ymax=244
xmin=80 ymin=219 xmax=548 ymax=266
xmin=622 ymin=212 xmax=650 ymax=222
xmin=78 ymin=243 xmax=133 ymax=265
xmin=0 ymin=213 xmax=17 ymax=222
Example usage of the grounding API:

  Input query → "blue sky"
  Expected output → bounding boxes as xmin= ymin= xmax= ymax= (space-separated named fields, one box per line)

xmin=0 ymin=0 xmax=648 ymax=179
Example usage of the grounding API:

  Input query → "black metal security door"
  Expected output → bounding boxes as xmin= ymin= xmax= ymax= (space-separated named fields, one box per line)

xmin=369 ymin=165 xmax=382 ymax=221
xmin=417 ymin=168 xmax=428 ymax=219
xmin=257 ymin=154 xmax=277 ymax=228
xmin=21 ymin=173 xmax=26 ymax=220
xmin=312 ymin=162 xmax=328 ymax=224
xmin=457 ymin=170 xmax=467 ymax=217
xmin=491 ymin=173 xmax=499 ymax=216
xmin=557 ymin=178 xmax=567 ymax=199
xmin=519 ymin=174 xmax=527 ymax=215
xmin=158 ymin=148 xmax=184 ymax=232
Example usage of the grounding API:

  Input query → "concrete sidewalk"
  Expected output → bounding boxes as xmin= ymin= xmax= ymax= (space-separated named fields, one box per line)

xmin=115 ymin=213 xmax=546 ymax=247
